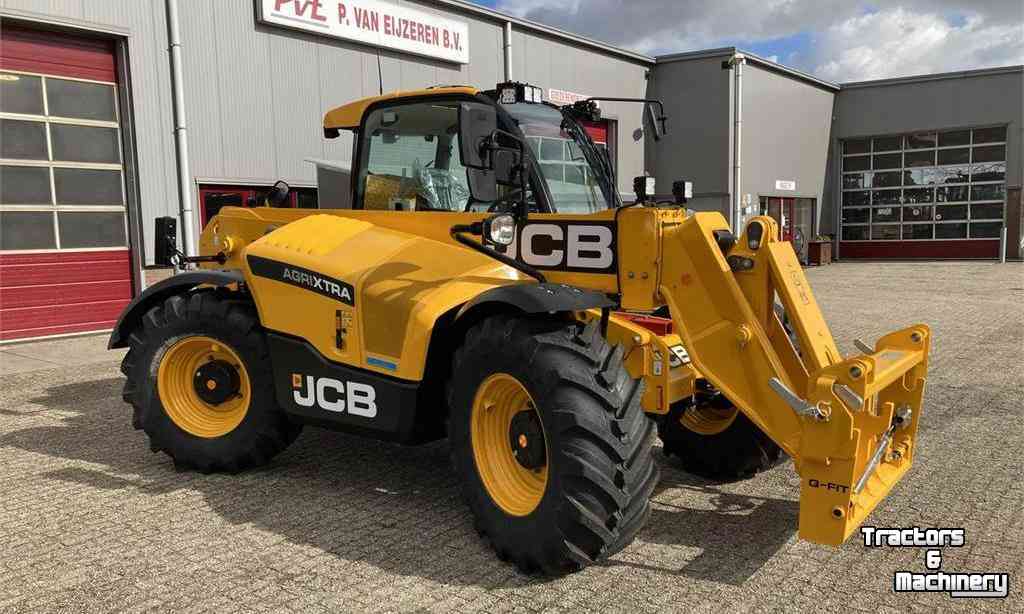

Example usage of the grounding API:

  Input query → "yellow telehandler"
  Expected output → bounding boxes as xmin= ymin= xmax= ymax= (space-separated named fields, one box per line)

xmin=110 ymin=82 xmax=930 ymax=574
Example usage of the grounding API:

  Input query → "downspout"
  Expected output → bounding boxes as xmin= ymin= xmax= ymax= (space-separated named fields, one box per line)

xmin=731 ymin=53 xmax=746 ymax=233
xmin=503 ymin=21 xmax=512 ymax=81
xmin=165 ymin=0 xmax=197 ymax=257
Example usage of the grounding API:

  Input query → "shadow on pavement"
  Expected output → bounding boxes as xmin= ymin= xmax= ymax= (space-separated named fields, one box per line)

xmin=610 ymin=467 xmax=798 ymax=584
xmin=4 ymin=376 xmax=793 ymax=588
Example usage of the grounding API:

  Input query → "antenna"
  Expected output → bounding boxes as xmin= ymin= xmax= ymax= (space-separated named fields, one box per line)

xmin=376 ymin=48 xmax=383 ymax=95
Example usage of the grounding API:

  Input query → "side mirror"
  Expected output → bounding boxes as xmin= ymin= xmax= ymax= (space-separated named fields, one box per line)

xmin=466 ymin=167 xmax=498 ymax=203
xmin=267 ymin=180 xmax=290 ymax=207
xmin=645 ymin=102 xmax=667 ymax=141
xmin=154 ymin=216 xmax=178 ymax=267
xmin=458 ymin=103 xmax=496 ymax=169
xmin=459 ymin=103 xmax=499 ymax=202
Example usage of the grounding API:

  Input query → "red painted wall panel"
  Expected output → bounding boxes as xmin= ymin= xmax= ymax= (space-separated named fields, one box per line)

xmin=0 ymin=250 xmax=131 ymax=340
xmin=839 ymin=240 xmax=999 ymax=259
xmin=0 ymin=25 xmax=116 ymax=82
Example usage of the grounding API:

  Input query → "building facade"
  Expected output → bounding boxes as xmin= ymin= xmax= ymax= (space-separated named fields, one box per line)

xmin=0 ymin=0 xmax=1020 ymax=342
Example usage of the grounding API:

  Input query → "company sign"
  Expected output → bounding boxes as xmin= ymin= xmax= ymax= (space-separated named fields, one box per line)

xmin=258 ymin=0 xmax=469 ymax=64
xmin=775 ymin=179 xmax=796 ymax=191
xmin=548 ymin=88 xmax=601 ymax=107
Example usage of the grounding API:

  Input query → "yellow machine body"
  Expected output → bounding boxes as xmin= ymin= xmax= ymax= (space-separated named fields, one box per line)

xmin=189 ymin=88 xmax=930 ymax=547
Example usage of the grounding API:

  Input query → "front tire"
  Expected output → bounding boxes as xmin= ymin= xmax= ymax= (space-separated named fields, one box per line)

xmin=448 ymin=315 xmax=659 ymax=575
xmin=120 ymin=291 xmax=301 ymax=473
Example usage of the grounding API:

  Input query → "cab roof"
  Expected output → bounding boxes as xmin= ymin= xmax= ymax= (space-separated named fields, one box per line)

xmin=323 ymin=86 xmax=480 ymax=131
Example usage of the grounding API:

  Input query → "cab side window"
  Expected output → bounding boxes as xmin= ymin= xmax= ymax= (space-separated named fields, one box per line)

xmin=357 ymin=102 xmax=471 ymax=212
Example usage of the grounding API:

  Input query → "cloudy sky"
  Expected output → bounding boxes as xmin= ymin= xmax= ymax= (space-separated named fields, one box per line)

xmin=470 ymin=0 xmax=1023 ymax=82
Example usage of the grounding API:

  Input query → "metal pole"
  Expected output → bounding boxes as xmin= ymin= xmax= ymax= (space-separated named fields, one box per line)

xmin=732 ymin=54 xmax=745 ymax=233
xmin=165 ymin=0 xmax=197 ymax=257
xmin=999 ymin=225 xmax=1007 ymax=263
xmin=503 ymin=21 xmax=512 ymax=81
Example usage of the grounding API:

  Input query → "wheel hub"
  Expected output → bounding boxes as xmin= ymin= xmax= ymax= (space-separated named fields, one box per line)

xmin=509 ymin=408 xmax=546 ymax=470
xmin=470 ymin=373 xmax=549 ymax=516
xmin=157 ymin=336 xmax=251 ymax=439
xmin=193 ymin=359 xmax=241 ymax=405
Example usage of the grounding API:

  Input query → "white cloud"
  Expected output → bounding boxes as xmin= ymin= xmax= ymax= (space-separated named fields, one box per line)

xmin=494 ymin=0 xmax=1024 ymax=81
xmin=813 ymin=8 xmax=1023 ymax=81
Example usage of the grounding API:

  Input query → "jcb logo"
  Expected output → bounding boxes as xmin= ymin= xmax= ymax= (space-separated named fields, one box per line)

xmin=506 ymin=221 xmax=616 ymax=273
xmin=292 ymin=373 xmax=377 ymax=418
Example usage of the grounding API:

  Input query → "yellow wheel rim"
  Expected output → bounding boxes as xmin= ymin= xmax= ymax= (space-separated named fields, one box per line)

xmin=471 ymin=373 xmax=548 ymax=516
xmin=679 ymin=403 xmax=738 ymax=436
xmin=157 ymin=335 xmax=250 ymax=438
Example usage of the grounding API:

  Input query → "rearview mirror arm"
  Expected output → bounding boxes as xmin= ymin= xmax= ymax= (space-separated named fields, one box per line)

xmin=486 ymin=128 xmax=533 ymax=224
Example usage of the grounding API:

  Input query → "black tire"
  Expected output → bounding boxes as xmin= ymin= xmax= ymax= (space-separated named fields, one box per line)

xmin=120 ymin=290 xmax=301 ymax=473
xmin=448 ymin=315 xmax=659 ymax=575
xmin=658 ymin=391 xmax=783 ymax=481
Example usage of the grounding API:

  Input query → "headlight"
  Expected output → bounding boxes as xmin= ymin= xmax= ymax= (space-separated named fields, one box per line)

xmin=485 ymin=214 xmax=516 ymax=246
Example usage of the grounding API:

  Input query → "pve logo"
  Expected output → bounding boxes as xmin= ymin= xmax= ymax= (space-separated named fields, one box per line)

xmin=291 ymin=373 xmax=377 ymax=418
xmin=505 ymin=221 xmax=616 ymax=273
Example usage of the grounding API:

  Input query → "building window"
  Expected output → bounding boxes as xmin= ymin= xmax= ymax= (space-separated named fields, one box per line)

xmin=841 ymin=126 xmax=1006 ymax=242
xmin=0 ymin=70 xmax=126 ymax=251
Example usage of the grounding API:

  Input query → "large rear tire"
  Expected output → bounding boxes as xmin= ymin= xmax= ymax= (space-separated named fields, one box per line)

xmin=448 ymin=315 xmax=659 ymax=575
xmin=120 ymin=291 xmax=301 ymax=473
xmin=658 ymin=387 xmax=782 ymax=481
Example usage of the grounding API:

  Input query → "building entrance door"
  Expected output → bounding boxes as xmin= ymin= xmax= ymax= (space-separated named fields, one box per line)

xmin=763 ymin=197 xmax=815 ymax=262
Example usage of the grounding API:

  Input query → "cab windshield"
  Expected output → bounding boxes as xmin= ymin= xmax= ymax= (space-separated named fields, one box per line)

xmin=501 ymin=102 xmax=618 ymax=213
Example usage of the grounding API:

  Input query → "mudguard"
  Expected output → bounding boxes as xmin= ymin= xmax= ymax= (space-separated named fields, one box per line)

xmin=107 ymin=270 xmax=244 ymax=349
xmin=455 ymin=283 xmax=615 ymax=320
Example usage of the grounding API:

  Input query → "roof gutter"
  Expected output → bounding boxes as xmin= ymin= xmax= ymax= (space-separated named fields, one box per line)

xmin=727 ymin=53 xmax=747 ymax=233
xmin=503 ymin=21 xmax=513 ymax=80
xmin=658 ymin=47 xmax=839 ymax=92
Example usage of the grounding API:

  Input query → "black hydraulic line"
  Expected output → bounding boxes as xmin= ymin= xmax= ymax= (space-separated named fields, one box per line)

xmin=450 ymin=225 xmax=547 ymax=283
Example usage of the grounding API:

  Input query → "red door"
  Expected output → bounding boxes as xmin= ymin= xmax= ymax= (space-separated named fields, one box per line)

xmin=0 ymin=25 xmax=133 ymax=341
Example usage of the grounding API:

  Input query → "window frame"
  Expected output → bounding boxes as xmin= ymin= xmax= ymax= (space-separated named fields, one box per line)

xmin=0 ymin=69 xmax=127 ymax=253
xmin=352 ymin=94 xmax=482 ymax=212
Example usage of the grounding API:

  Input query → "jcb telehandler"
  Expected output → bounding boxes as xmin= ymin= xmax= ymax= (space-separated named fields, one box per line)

xmin=111 ymin=82 xmax=931 ymax=575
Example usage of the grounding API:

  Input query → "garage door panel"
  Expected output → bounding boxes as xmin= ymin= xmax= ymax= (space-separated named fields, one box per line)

xmin=0 ymin=26 xmax=115 ymax=82
xmin=0 ymin=25 xmax=133 ymax=342
xmin=0 ymin=298 xmax=127 ymax=336
xmin=0 ymin=250 xmax=130 ymax=286
xmin=839 ymin=239 xmax=999 ymax=259
xmin=0 ymin=280 xmax=132 ymax=310
xmin=0 ymin=250 xmax=132 ymax=340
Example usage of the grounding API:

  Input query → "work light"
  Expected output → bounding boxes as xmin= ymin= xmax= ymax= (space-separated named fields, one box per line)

xmin=485 ymin=213 xmax=517 ymax=246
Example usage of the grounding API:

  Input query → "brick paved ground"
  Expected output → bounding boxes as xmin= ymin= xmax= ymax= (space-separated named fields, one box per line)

xmin=1 ymin=262 xmax=1021 ymax=613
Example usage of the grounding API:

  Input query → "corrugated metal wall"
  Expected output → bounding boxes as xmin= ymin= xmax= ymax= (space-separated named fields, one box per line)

xmin=2 ymin=0 xmax=650 ymax=266
xmin=740 ymin=64 xmax=835 ymax=233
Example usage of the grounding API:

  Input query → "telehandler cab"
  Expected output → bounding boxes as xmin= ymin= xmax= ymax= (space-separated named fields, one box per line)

xmin=111 ymin=82 xmax=931 ymax=574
